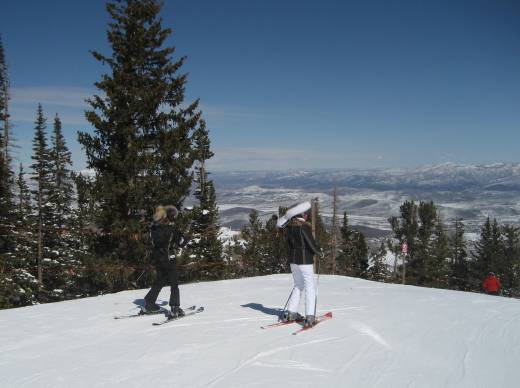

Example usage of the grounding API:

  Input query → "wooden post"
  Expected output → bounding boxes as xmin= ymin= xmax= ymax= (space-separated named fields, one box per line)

xmin=401 ymin=241 xmax=407 ymax=285
xmin=311 ymin=198 xmax=318 ymax=272
xmin=331 ymin=187 xmax=338 ymax=275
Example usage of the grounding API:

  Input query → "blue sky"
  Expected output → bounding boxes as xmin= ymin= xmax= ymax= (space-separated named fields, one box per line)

xmin=1 ymin=0 xmax=519 ymax=171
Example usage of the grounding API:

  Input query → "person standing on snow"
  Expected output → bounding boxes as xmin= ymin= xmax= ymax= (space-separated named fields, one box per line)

xmin=482 ymin=272 xmax=501 ymax=296
xmin=282 ymin=207 xmax=322 ymax=328
xmin=143 ymin=205 xmax=186 ymax=318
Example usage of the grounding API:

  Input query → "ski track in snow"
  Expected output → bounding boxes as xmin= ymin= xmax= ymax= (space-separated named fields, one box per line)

xmin=204 ymin=337 xmax=339 ymax=387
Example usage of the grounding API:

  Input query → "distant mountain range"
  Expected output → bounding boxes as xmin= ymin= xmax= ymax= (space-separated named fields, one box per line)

xmin=212 ymin=162 xmax=520 ymax=192
xmin=212 ymin=163 xmax=520 ymax=234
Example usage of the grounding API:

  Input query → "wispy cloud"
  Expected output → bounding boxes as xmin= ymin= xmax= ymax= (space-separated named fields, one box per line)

xmin=209 ymin=147 xmax=389 ymax=171
xmin=11 ymin=86 xmax=94 ymax=108
xmin=9 ymin=86 xmax=95 ymax=125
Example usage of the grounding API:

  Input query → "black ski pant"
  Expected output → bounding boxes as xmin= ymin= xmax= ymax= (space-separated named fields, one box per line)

xmin=144 ymin=260 xmax=180 ymax=307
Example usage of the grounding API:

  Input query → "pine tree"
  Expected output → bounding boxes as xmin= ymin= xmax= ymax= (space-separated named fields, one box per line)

xmin=49 ymin=114 xmax=74 ymax=234
xmin=240 ymin=210 xmax=263 ymax=277
xmin=429 ymin=215 xmax=450 ymax=288
xmin=30 ymin=104 xmax=53 ymax=288
xmin=261 ymin=214 xmax=288 ymax=274
xmin=336 ymin=211 xmax=367 ymax=277
xmin=0 ymin=34 xmax=14 ymax=258
xmin=0 ymin=34 xmax=11 ymax=165
xmin=472 ymin=217 xmax=504 ymax=291
xmin=0 ymin=35 xmax=5 ymax=119
xmin=329 ymin=186 xmax=339 ymax=274
xmin=389 ymin=200 xmax=418 ymax=284
xmin=78 ymin=0 xmax=202 ymax=264
xmin=501 ymin=225 xmax=519 ymax=296
xmin=368 ymin=241 xmax=390 ymax=282
xmin=414 ymin=201 xmax=437 ymax=285
xmin=187 ymin=120 xmax=224 ymax=280
xmin=449 ymin=217 xmax=469 ymax=291
xmin=42 ymin=114 xmax=79 ymax=299
xmin=3 ymin=164 xmax=39 ymax=307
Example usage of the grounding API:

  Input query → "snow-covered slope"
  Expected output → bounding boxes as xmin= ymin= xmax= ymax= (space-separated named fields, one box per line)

xmin=2 ymin=275 xmax=520 ymax=387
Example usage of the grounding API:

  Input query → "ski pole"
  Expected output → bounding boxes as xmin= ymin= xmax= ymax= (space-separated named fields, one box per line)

xmin=131 ymin=267 xmax=147 ymax=288
xmin=314 ymin=251 xmax=322 ymax=318
xmin=280 ymin=286 xmax=295 ymax=321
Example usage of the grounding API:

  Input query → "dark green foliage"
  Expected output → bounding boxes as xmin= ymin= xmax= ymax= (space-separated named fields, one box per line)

xmin=472 ymin=218 xmax=504 ymax=288
xmin=368 ymin=241 xmax=390 ymax=282
xmin=0 ymin=34 xmax=14 ymax=258
xmin=501 ymin=225 xmax=520 ymax=296
xmin=235 ymin=208 xmax=292 ymax=277
xmin=78 ymin=0 xmax=201 ymax=263
xmin=449 ymin=218 xmax=469 ymax=291
xmin=31 ymin=104 xmax=53 ymax=287
xmin=337 ymin=211 xmax=368 ymax=278
xmin=183 ymin=120 xmax=224 ymax=280
xmin=389 ymin=201 xmax=450 ymax=287
xmin=239 ymin=210 xmax=263 ymax=277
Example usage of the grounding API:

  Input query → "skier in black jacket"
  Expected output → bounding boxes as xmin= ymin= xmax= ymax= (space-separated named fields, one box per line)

xmin=282 ymin=209 xmax=321 ymax=328
xmin=143 ymin=205 xmax=186 ymax=318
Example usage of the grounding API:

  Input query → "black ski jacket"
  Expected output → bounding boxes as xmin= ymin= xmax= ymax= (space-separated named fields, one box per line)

xmin=150 ymin=222 xmax=185 ymax=263
xmin=285 ymin=219 xmax=320 ymax=265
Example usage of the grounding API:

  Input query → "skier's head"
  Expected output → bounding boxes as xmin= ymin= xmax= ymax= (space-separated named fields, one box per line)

xmin=488 ymin=271 xmax=495 ymax=277
xmin=153 ymin=205 xmax=178 ymax=223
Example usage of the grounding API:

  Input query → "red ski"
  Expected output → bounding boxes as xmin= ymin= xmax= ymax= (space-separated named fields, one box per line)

xmin=292 ymin=312 xmax=332 ymax=335
xmin=261 ymin=318 xmax=304 ymax=329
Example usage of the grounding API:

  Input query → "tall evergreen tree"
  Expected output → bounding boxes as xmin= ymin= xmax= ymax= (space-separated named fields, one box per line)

xmin=0 ymin=35 xmax=5 ymax=119
xmin=0 ymin=34 xmax=11 ymax=164
xmin=261 ymin=214 xmax=288 ymax=274
xmin=337 ymin=211 xmax=368 ymax=277
xmin=78 ymin=0 xmax=202 ymax=263
xmin=187 ymin=120 xmax=224 ymax=280
xmin=389 ymin=200 xmax=418 ymax=284
xmin=472 ymin=217 xmax=504 ymax=290
xmin=42 ymin=113 xmax=79 ymax=299
xmin=240 ymin=210 xmax=263 ymax=277
xmin=429 ymin=215 xmax=450 ymax=288
xmin=449 ymin=217 xmax=469 ymax=290
xmin=413 ymin=201 xmax=437 ymax=284
xmin=501 ymin=225 xmax=519 ymax=296
xmin=0 ymin=35 xmax=14 ymax=257
xmin=368 ymin=241 xmax=390 ymax=282
xmin=5 ymin=164 xmax=38 ymax=307
xmin=30 ymin=104 xmax=53 ymax=287
xmin=49 ymin=114 xmax=74 ymax=233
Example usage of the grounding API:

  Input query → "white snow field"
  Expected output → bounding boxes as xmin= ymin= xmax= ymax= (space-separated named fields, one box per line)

xmin=1 ymin=274 xmax=520 ymax=388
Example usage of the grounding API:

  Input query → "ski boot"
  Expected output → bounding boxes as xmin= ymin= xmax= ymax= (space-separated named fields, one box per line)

xmin=304 ymin=315 xmax=316 ymax=328
xmin=141 ymin=302 xmax=161 ymax=314
xmin=281 ymin=311 xmax=303 ymax=323
xmin=168 ymin=306 xmax=185 ymax=319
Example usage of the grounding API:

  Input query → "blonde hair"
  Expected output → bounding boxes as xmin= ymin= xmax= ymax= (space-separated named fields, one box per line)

xmin=153 ymin=206 xmax=167 ymax=222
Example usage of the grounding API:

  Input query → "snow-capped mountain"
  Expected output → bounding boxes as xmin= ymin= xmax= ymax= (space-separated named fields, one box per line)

xmin=213 ymin=163 xmax=520 ymax=233
xmin=2 ymin=275 xmax=519 ymax=387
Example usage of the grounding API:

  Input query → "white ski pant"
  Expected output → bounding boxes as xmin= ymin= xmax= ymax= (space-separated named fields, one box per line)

xmin=287 ymin=263 xmax=316 ymax=317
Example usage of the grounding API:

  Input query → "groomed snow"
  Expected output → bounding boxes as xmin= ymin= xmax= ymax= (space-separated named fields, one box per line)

xmin=1 ymin=275 xmax=519 ymax=387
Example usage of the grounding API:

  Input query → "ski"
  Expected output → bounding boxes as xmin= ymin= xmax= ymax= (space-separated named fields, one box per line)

xmin=114 ymin=305 xmax=196 ymax=320
xmin=261 ymin=319 xmax=304 ymax=329
xmin=152 ymin=306 xmax=204 ymax=326
xmin=114 ymin=308 xmax=168 ymax=320
xmin=291 ymin=312 xmax=333 ymax=335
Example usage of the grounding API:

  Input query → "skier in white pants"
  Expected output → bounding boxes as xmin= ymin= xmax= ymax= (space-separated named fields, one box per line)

xmin=282 ymin=210 xmax=321 ymax=328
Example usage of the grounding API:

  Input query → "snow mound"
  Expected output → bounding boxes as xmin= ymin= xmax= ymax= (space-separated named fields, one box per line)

xmin=1 ymin=275 xmax=520 ymax=387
